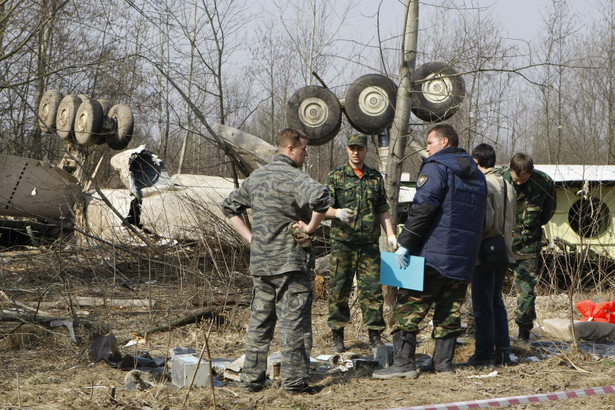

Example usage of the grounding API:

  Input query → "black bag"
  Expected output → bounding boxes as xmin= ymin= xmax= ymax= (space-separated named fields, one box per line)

xmin=479 ymin=235 xmax=509 ymax=270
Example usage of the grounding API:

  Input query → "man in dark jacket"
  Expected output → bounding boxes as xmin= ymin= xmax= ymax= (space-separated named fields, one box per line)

xmin=373 ymin=124 xmax=487 ymax=380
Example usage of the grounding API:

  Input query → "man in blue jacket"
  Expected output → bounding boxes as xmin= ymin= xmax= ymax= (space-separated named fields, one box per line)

xmin=373 ymin=124 xmax=487 ymax=379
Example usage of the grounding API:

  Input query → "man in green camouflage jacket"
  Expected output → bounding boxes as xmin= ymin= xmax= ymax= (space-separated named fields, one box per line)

xmin=221 ymin=128 xmax=333 ymax=394
xmin=324 ymin=133 xmax=397 ymax=352
xmin=502 ymin=153 xmax=557 ymax=341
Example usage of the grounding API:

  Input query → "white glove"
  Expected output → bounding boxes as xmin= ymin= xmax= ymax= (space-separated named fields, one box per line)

xmin=395 ymin=246 xmax=410 ymax=269
xmin=388 ymin=235 xmax=399 ymax=250
xmin=336 ymin=208 xmax=355 ymax=224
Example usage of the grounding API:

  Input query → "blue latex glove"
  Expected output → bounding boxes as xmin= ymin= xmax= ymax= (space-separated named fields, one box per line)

xmin=395 ymin=246 xmax=410 ymax=269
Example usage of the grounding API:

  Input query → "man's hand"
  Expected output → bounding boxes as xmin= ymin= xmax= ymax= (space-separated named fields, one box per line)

xmin=388 ymin=234 xmax=398 ymax=250
xmin=292 ymin=220 xmax=310 ymax=233
xmin=395 ymin=246 xmax=410 ymax=269
xmin=336 ymin=208 xmax=355 ymax=224
xmin=292 ymin=211 xmax=326 ymax=235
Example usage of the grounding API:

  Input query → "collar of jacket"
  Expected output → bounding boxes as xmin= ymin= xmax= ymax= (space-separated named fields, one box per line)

xmin=483 ymin=167 xmax=502 ymax=177
xmin=273 ymin=153 xmax=299 ymax=168
xmin=425 ymin=146 xmax=464 ymax=160
xmin=343 ymin=162 xmax=377 ymax=178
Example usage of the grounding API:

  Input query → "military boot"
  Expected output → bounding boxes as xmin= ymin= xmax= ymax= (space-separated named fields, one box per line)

xmin=518 ymin=326 xmax=531 ymax=342
xmin=330 ymin=328 xmax=345 ymax=353
xmin=368 ymin=329 xmax=385 ymax=348
xmin=372 ymin=330 xmax=418 ymax=379
xmin=433 ymin=335 xmax=456 ymax=373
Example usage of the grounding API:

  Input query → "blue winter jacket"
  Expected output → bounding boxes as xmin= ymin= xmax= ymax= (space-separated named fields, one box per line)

xmin=398 ymin=147 xmax=487 ymax=282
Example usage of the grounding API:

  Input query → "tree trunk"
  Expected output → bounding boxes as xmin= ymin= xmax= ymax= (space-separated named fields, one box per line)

xmin=32 ymin=0 xmax=58 ymax=160
xmin=382 ymin=0 xmax=423 ymax=311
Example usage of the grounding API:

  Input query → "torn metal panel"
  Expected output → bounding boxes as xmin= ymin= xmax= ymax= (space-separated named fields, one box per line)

xmin=213 ymin=124 xmax=276 ymax=172
xmin=0 ymin=154 xmax=81 ymax=220
xmin=86 ymin=146 xmax=242 ymax=242
xmin=139 ymin=174 xmax=239 ymax=240
xmin=109 ymin=145 xmax=173 ymax=197
xmin=84 ymin=189 xmax=134 ymax=241
xmin=85 ymin=178 xmax=239 ymax=242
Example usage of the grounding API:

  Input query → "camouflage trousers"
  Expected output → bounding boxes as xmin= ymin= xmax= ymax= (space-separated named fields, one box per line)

xmin=511 ymin=255 xmax=539 ymax=329
xmin=390 ymin=267 xmax=468 ymax=339
xmin=241 ymin=271 xmax=313 ymax=390
xmin=327 ymin=240 xmax=385 ymax=331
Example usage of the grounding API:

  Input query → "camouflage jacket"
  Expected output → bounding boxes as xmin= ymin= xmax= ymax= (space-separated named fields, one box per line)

xmin=502 ymin=169 xmax=557 ymax=256
xmin=325 ymin=163 xmax=389 ymax=244
xmin=221 ymin=154 xmax=333 ymax=276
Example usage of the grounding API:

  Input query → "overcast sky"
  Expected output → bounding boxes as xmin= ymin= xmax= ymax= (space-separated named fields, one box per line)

xmin=323 ymin=0 xmax=601 ymax=45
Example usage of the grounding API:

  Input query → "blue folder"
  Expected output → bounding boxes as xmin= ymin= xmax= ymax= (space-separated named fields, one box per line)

xmin=380 ymin=251 xmax=425 ymax=291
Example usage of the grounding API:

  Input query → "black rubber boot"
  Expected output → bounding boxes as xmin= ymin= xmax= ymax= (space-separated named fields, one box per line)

xmin=368 ymin=329 xmax=385 ymax=348
xmin=330 ymin=328 xmax=345 ymax=353
xmin=518 ymin=326 xmax=531 ymax=342
xmin=372 ymin=330 xmax=418 ymax=379
xmin=433 ymin=336 xmax=456 ymax=373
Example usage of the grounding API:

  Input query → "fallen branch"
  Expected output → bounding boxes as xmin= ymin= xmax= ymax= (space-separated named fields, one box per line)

xmin=138 ymin=302 xmax=246 ymax=336
xmin=0 ymin=310 xmax=93 ymax=328
xmin=75 ymin=296 xmax=156 ymax=311
xmin=1 ymin=290 xmax=57 ymax=317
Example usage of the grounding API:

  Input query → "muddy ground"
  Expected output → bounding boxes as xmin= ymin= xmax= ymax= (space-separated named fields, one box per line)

xmin=1 ymin=246 xmax=615 ymax=409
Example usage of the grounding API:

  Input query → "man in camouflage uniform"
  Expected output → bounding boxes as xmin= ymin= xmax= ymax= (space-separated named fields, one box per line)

xmin=374 ymin=124 xmax=487 ymax=380
xmin=221 ymin=128 xmax=333 ymax=394
xmin=502 ymin=153 xmax=556 ymax=341
xmin=324 ymin=133 xmax=397 ymax=352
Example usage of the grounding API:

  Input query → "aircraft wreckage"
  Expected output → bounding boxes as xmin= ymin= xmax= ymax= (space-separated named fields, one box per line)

xmin=2 ymin=85 xmax=615 ymax=258
xmin=4 ymin=135 xmax=615 ymax=259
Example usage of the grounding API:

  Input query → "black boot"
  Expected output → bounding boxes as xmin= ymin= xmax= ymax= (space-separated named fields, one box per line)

xmin=433 ymin=336 xmax=456 ymax=373
xmin=518 ymin=326 xmax=531 ymax=342
xmin=372 ymin=330 xmax=418 ymax=379
xmin=368 ymin=329 xmax=385 ymax=348
xmin=330 ymin=328 xmax=345 ymax=353
xmin=463 ymin=352 xmax=494 ymax=367
xmin=495 ymin=351 xmax=513 ymax=366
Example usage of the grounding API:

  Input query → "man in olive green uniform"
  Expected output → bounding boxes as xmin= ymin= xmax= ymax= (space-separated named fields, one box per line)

xmin=221 ymin=128 xmax=333 ymax=394
xmin=324 ymin=133 xmax=397 ymax=352
xmin=502 ymin=153 xmax=556 ymax=341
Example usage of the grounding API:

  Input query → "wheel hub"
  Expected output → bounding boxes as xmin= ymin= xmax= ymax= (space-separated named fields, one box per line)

xmin=421 ymin=74 xmax=453 ymax=104
xmin=299 ymin=97 xmax=328 ymax=127
xmin=76 ymin=111 xmax=88 ymax=132
xmin=57 ymin=107 xmax=69 ymax=128
xmin=358 ymin=86 xmax=389 ymax=116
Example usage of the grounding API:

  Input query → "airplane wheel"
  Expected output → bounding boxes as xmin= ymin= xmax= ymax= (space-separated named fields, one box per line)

xmin=411 ymin=62 xmax=465 ymax=122
xmin=344 ymin=74 xmax=397 ymax=134
xmin=287 ymin=85 xmax=341 ymax=146
xmin=55 ymin=95 xmax=82 ymax=140
xmin=107 ymin=104 xmax=134 ymax=150
xmin=75 ymin=99 xmax=104 ymax=147
xmin=38 ymin=90 xmax=64 ymax=133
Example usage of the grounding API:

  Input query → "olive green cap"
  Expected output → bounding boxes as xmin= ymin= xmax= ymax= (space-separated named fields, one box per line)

xmin=346 ymin=133 xmax=367 ymax=147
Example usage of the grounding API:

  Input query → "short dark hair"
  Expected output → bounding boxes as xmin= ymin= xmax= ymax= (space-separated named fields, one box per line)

xmin=509 ymin=152 xmax=534 ymax=174
xmin=472 ymin=143 xmax=496 ymax=168
xmin=277 ymin=128 xmax=308 ymax=150
xmin=428 ymin=123 xmax=458 ymax=147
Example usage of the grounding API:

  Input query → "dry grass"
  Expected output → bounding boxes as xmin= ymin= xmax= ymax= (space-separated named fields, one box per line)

xmin=2 ymin=243 xmax=615 ymax=409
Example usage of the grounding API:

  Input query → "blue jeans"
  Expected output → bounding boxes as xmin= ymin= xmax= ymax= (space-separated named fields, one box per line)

xmin=471 ymin=265 xmax=511 ymax=358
